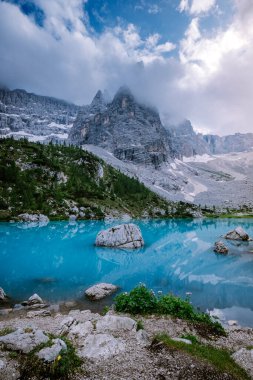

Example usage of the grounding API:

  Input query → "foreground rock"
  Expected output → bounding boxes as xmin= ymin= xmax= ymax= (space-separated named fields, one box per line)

xmin=96 ymin=315 xmax=136 ymax=333
xmin=78 ymin=333 xmax=126 ymax=360
xmin=224 ymin=227 xmax=251 ymax=241
xmin=95 ymin=223 xmax=144 ymax=248
xmin=0 ymin=287 xmax=7 ymax=301
xmin=37 ymin=338 xmax=67 ymax=362
xmin=214 ymin=241 xmax=229 ymax=254
xmin=85 ymin=283 xmax=118 ymax=300
xmin=0 ymin=328 xmax=48 ymax=353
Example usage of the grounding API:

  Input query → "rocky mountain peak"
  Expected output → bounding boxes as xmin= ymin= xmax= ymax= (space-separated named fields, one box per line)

xmin=90 ymin=90 xmax=107 ymax=114
xmin=112 ymin=86 xmax=135 ymax=110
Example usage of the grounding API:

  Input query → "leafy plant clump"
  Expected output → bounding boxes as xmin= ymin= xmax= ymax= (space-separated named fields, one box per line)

xmin=19 ymin=336 xmax=83 ymax=380
xmin=114 ymin=285 xmax=226 ymax=337
xmin=153 ymin=334 xmax=250 ymax=380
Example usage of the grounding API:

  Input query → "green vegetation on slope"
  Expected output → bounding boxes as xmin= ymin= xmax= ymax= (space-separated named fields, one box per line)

xmin=0 ymin=138 xmax=197 ymax=220
xmin=114 ymin=285 xmax=226 ymax=337
xmin=153 ymin=334 xmax=250 ymax=380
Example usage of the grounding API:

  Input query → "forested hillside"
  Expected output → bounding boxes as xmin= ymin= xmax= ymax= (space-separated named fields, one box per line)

xmin=0 ymin=138 xmax=197 ymax=220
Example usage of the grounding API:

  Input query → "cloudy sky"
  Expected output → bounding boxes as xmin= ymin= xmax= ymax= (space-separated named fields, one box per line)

xmin=0 ymin=0 xmax=253 ymax=135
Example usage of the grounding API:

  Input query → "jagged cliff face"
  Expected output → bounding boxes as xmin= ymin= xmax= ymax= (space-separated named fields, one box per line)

xmin=166 ymin=121 xmax=253 ymax=158
xmin=69 ymin=87 xmax=171 ymax=167
xmin=203 ymin=133 xmax=253 ymax=154
xmin=166 ymin=120 xmax=210 ymax=158
xmin=0 ymin=88 xmax=80 ymax=143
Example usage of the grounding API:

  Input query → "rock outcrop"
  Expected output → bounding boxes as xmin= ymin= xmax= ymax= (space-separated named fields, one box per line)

xmin=224 ymin=227 xmax=251 ymax=241
xmin=37 ymin=338 xmax=67 ymax=362
xmin=0 ymin=328 xmax=49 ymax=353
xmin=85 ymin=283 xmax=118 ymax=300
xmin=214 ymin=241 xmax=229 ymax=254
xmin=95 ymin=223 xmax=144 ymax=248
xmin=0 ymin=88 xmax=80 ymax=143
xmin=69 ymin=87 xmax=171 ymax=167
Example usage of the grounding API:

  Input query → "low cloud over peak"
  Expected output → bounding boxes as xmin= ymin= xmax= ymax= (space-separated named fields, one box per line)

xmin=0 ymin=0 xmax=253 ymax=136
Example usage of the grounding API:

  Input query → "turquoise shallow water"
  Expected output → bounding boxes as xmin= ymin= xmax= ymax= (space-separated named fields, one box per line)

xmin=1 ymin=219 xmax=253 ymax=326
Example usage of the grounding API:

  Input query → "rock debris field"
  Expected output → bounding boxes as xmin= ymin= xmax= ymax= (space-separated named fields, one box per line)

xmin=0 ymin=308 xmax=253 ymax=380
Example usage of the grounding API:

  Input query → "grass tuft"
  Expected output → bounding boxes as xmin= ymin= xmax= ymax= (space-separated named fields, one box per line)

xmin=153 ymin=333 xmax=250 ymax=380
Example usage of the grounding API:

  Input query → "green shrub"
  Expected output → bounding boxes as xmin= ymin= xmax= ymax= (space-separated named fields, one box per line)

xmin=114 ymin=285 xmax=226 ymax=337
xmin=115 ymin=285 xmax=157 ymax=315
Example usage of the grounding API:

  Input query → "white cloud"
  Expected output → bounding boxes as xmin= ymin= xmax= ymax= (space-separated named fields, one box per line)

xmin=0 ymin=0 xmax=253 ymax=136
xmin=179 ymin=0 xmax=216 ymax=15
xmin=148 ymin=4 xmax=161 ymax=14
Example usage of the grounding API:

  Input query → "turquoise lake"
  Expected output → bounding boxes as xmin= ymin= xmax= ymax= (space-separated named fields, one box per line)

xmin=1 ymin=219 xmax=253 ymax=326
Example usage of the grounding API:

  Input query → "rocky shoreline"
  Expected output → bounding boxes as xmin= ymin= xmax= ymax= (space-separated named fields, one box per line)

xmin=0 ymin=305 xmax=253 ymax=380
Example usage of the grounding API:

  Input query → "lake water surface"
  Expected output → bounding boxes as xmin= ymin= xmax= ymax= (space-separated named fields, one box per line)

xmin=1 ymin=219 xmax=253 ymax=326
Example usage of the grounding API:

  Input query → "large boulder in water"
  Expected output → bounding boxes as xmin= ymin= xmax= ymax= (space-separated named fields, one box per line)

xmin=224 ymin=227 xmax=251 ymax=241
xmin=95 ymin=223 xmax=144 ymax=248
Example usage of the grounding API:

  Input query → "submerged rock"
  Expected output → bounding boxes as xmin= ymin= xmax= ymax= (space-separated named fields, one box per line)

xmin=95 ymin=223 xmax=144 ymax=248
xmin=214 ymin=241 xmax=229 ymax=254
xmin=0 ymin=287 xmax=7 ymax=301
xmin=85 ymin=283 xmax=118 ymax=300
xmin=224 ymin=227 xmax=251 ymax=241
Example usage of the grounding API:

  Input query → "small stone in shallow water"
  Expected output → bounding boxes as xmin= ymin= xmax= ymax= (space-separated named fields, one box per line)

xmin=85 ymin=283 xmax=118 ymax=300
xmin=28 ymin=293 xmax=44 ymax=305
xmin=214 ymin=241 xmax=229 ymax=254
xmin=227 ymin=320 xmax=238 ymax=326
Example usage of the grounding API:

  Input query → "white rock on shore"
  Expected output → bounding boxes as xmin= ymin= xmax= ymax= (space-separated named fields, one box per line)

xmin=95 ymin=223 xmax=144 ymax=248
xmin=17 ymin=213 xmax=49 ymax=228
xmin=85 ymin=283 xmax=118 ymax=300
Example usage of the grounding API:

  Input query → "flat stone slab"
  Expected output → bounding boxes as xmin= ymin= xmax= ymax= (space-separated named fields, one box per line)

xmin=68 ymin=321 xmax=94 ymax=339
xmin=96 ymin=315 xmax=136 ymax=333
xmin=95 ymin=223 xmax=144 ymax=248
xmin=0 ymin=328 xmax=49 ymax=353
xmin=85 ymin=283 xmax=118 ymax=300
xmin=79 ymin=333 xmax=125 ymax=360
